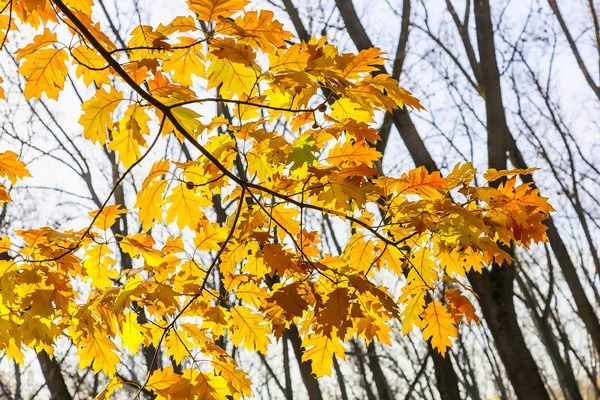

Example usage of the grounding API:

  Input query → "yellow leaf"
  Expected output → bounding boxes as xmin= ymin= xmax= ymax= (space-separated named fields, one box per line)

xmin=83 ymin=243 xmax=118 ymax=290
xmin=269 ymin=205 xmax=300 ymax=242
xmin=343 ymin=232 xmax=377 ymax=274
xmin=165 ymin=183 xmax=212 ymax=229
xmin=135 ymin=180 xmax=168 ymax=231
xmin=127 ymin=25 xmax=169 ymax=62
xmin=165 ymin=330 xmax=191 ymax=364
xmin=14 ymin=28 xmax=57 ymax=62
xmin=327 ymin=140 xmax=381 ymax=167
xmin=446 ymin=162 xmax=476 ymax=188
xmin=147 ymin=366 xmax=189 ymax=398
xmin=217 ymin=10 xmax=293 ymax=51
xmin=120 ymin=312 xmax=144 ymax=352
xmin=399 ymin=283 xmax=427 ymax=335
xmin=79 ymin=87 xmax=123 ymax=144
xmin=64 ymin=0 xmax=93 ymax=16
xmin=407 ymin=247 xmax=438 ymax=285
xmin=142 ymin=160 xmax=171 ymax=188
xmin=330 ymin=98 xmax=374 ymax=123
xmin=438 ymin=249 xmax=466 ymax=277
xmin=211 ymin=359 xmax=252 ymax=398
xmin=301 ymin=334 xmax=346 ymax=377
xmin=72 ymin=45 xmax=110 ymax=87
xmin=107 ymin=127 xmax=144 ymax=168
xmin=208 ymin=39 xmax=258 ymax=97
xmin=0 ymin=151 xmax=31 ymax=184
xmin=0 ymin=183 xmax=10 ymax=203
xmin=230 ymin=306 xmax=271 ymax=353
xmin=89 ymin=204 xmax=127 ymax=231
xmin=341 ymin=47 xmax=386 ymax=80
xmin=163 ymin=37 xmax=205 ymax=86
xmin=194 ymin=217 xmax=229 ymax=252
xmin=422 ymin=300 xmax=458 ymax=357
xmin=120 ymin=233 xmax=166 ymax=267
xmin=158 ymin=15 xmax=199 ymax=36
xmin=94 ymin=376 xmax=123 ymax=400
xmin=18 ymin=48 xmax=69 ymax=100
xmin=164 ymin=106 xmax=203 ymax=140
xmin=188 ymin=0 xmax=249 ymax=22
xmin=77 ymin=334 xmax=120 ymax=377
xmin=395 ymin=166 xmax=447 ymax=199
xmin=202 ymin=306 xmax=230 ymax=338
xmin=0 ymin=235 xmax=11 ymax=253
xmin=484 ymin=167 xmax=539 ymax=182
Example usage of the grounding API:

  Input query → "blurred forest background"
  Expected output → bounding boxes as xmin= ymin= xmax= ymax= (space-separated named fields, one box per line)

xmin=1 ymin=0 xmax=599 ymax=399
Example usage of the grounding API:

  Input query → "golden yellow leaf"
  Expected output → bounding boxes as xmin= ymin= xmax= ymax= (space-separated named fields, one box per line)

xmin=72 ymin=45 xmax=110 ymax=87
xmin=83 ymin=243 xmax=118 ymax=290
xmin=208 ymin=39 xmax=258 ymax=97
xmin=230 ymin=306 xmax=272 ymax=353
xmin=165 ymin=330 xmax=191 ymax=364
xmin=135 ymin=179 xmax=168 ymax=231
xmin=343 ymin=232 xmax=377 ymax=274
xmin=422 ymin=300 xmax=458 ymax=357
xmin=301 ymin=334 xmax=346 ymax=377
xmin=79 ymin=87 xmax=123 ymax=144
xmin=399 ymin=283 xmax=427 ymax=335
xmin=120 ymin=312 xmax=144 ymax=352
xmin=217 ymin=10 xmax=293 ymax=51
xmin=327 ymin=140 xmax=381 ymax=167
xmin=147 ymin=367 xmax=189 ymax=398
xmin=0 ymin=151 xmax=31 ymax=184
xmin=89 ymin=204 xmax=127 ymax=231
xmin=18 ymin=47 xmax=69 ymax=100
xmin=64 ymin=0 xmax=93 ymax=16
xmin=194 ymin=217 xmax=229 ymax=252
xmin=14 ymin=28 xmax=57 ymax=61
xmin=211 ymin=358 xmax=251 ymax=398
xmin=188 ymin=0 xmax=249 ymax=22
xmin=484 ymin=167 xmax=539 ymax=182
xmin=94 ymin=376 xmax=123 ymax=400
xmin=162 ymin=37 xmax=205 ymax=86
xmin=395 ymin=166 xmax=447 ymax=199
xmin=77 ymin=334 xmax=120 ymax=376
xmin=165 ymin=183 xmax=212 ymax=229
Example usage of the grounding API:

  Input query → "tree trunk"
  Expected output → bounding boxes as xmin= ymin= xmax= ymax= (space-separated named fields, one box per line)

xmin=367 ymin=342 xmax=394 ymax=400
xmin=287 ymin=325 xmax=324 ymax=400
xmin=37 ymin=351 xmax=73 ymax=400
xmin=469 ymin=1 xmax=550 ymax=398
xmin=506 ymin=135 xmax=600 ymax=355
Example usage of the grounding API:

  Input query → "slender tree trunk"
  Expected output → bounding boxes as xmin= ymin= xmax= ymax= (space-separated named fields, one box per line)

xmin=517 ymin=273 xmax=584 ymax=400
xmin=443 ymin=0 xmax=600 ymax=362
xmin=283 ymin=333 xmax=294 ymax=400
xmin=333 ymin=356 xmax=350 ymax=400
xmin=468 ymin=1 xmax=550 ymax=398
xmin=431 ymin=349 xmax=462 ymax=400
xmin=287 ymin=325 xmax=324 ymax=400
xmin=37 ymin=351 xmax=73 ymax=400
xmin=351 ymin=340 xmax=377 ymax=400
xmin=367 ymin=342 xmax=394 ymax=400
xmin=333 ymin=1 xmax=463 ymax=398
xmin=506 ymin=134 xmax=600 ymax=355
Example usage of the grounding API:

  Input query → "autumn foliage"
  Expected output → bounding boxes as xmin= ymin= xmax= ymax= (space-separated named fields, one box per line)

xmin=0 ymin=0 xmax=553 ymax=398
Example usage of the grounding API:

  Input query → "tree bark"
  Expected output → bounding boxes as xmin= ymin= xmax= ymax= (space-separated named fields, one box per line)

xmin=367 ymin=342 xmax=394 ymax=400
xmin=287 ymin=325 xmax=324 ymax=400
xmin=333 ymin=1 xmax=463 ymax=398
xmin=37 ymin=351 xmax=73 ymax=400
xmin=470 ymin=1 xmax=550 ymax=398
